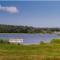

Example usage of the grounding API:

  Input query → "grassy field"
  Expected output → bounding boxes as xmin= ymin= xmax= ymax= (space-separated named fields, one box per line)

xmin=0 ymin=39 xmax=60 ymax=60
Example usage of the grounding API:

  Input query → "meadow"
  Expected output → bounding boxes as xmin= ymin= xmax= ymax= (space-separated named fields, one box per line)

xmin=0 ymin=39 xmax=60 ymax=60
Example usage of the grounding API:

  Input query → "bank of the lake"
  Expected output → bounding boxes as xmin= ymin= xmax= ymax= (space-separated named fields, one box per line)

xmin=0 ymin=39 xmax=60 ymax=60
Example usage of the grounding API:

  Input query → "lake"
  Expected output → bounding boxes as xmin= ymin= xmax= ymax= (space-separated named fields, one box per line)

xmin=0 ymin=33 xmax=60 ymax=44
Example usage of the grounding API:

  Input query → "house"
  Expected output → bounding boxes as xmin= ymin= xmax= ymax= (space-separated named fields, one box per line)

xmin=54 ymin=31 xmax=60 ymax=35
xmin=8 ymin=38 xmax=23 ymax=44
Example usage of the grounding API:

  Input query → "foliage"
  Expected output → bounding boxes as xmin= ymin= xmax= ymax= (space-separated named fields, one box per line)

xmin=40 ymin=41 xmax=46 ymax=45
xmin=0 ymin=38 xmax=9 ymax=43
xmin=0 ymin=24 xmax=60 ymax=33
xmin=50 ymin=39 xmax=60 ymax=44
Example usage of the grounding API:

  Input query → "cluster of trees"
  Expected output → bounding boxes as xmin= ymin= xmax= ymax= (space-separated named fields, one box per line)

xmin=40 ymin=38 xmax=60 ymax=45
xmin=0 ymin=38 xmax=9 ymax=44
xmin=0 ymin=24 xmax=60 ymax=33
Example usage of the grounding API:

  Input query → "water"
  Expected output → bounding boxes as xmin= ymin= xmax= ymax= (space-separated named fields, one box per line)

xmin=0 ymin=33 xmax=60 ymax=44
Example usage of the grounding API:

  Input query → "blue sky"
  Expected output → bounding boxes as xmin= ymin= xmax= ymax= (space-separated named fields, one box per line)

xmin=0 ymin=1 xmax=60 ymax=27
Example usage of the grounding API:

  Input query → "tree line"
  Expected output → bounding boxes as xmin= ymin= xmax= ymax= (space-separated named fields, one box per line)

xmin=0 ymin=24 xmax=60 ymax=33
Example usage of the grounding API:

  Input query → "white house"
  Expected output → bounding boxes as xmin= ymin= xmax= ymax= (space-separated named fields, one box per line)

xmin=54 ymin=31 xmax=60 ymax=35
xmin=8 ymin=38 xmax=23 ymax=44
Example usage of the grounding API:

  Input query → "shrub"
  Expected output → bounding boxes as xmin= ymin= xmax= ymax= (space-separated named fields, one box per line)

xmin=0 ymin=38 xmax=9 ymax=44
xmin=40 ymin=41 xmax=45 ymax=44
xmin=50 ymin=38 xmax=60 ymax=44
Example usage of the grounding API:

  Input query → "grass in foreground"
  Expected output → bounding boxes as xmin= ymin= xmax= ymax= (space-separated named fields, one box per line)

xmin=0 ymin=39 xmax=60 ymax=60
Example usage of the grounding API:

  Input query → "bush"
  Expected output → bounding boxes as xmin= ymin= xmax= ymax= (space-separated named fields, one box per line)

xmin=50 ymin=38 xmax=60 ymax=44
xmin=0 ymin=38 xmax=9 ymax=44
xmin=0 ymin=39 xmax=4 ymax=43
xmin=40 ymin=41 xmax=45 ymax=45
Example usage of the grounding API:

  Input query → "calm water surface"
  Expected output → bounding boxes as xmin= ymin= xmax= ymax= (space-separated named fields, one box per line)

xmin=0 ymin=33 xmax=60 ymax=44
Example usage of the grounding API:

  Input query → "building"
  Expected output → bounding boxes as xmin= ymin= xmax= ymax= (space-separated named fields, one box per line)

xmin=54 ymin=31 xmax=60 ymax=35
xmin=8 ymin=38 xmax=23 ymax=44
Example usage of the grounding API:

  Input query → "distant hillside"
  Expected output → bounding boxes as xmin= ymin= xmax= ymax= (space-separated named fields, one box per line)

xmin=0 ymin=24 xmax=60 ymax=33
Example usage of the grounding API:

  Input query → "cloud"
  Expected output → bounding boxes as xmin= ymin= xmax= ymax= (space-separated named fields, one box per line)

xmin=0 ymin=5 xmax=19 ymax=14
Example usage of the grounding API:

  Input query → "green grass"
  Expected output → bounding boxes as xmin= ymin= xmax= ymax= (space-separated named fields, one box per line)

xmin=0 ymin=39 xmax=60 ymax=60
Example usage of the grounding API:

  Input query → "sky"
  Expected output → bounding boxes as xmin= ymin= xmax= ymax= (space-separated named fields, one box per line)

xmin=0 ymin=1 xmax=60 ymax=28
